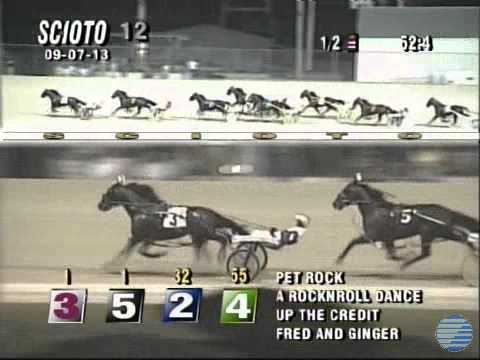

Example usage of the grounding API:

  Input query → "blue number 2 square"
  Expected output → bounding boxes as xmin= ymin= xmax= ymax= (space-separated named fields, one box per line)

xmin=163 ymin=288 xmax=202 ymax=322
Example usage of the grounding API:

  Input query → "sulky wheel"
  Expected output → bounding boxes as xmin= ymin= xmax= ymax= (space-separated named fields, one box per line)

xmin=80 ymin=108 xmax=92 ymax=120
xmin=237 ymin=243 xmax=268 ymax=271
xmin=461 ymin=251 xmax=479 ymax=287
xmin=226 ymin=247 xmax=261 ymax=281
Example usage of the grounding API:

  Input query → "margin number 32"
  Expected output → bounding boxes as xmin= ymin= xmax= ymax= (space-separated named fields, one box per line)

xmin=121 ymin=21 xmax=150 ymax=42
xmin=175 ymin=268 xmax=193 ymax=285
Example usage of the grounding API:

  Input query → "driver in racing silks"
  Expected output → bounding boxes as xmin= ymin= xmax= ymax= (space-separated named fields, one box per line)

xmin=244 ymin=214 xmax=310 ymax=249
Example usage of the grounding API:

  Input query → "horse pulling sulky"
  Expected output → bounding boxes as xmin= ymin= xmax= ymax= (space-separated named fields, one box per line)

xmin=98 ymin=175 xmax=307 ymax=282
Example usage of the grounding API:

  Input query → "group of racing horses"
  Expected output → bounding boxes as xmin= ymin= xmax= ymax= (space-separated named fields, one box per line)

xmin=41 ymin=87 xmax=476 ymax=126
xmin=98 ymin=173 xmax=479 ymax=280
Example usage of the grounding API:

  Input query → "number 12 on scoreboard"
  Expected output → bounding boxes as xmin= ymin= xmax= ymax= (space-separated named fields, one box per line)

xmin=220 ymin=289 xmax=258 ymax=324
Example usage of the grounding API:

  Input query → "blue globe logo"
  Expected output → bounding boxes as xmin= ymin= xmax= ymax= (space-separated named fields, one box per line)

xmin=436 ymin=314 xmax=474 ymax=352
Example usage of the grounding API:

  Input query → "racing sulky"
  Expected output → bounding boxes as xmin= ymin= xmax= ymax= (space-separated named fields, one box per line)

xmin=111 ymin=90 xmax=157 ymax=117
xmin=333 ymin=173 xmax=479 ymax=270
xmin=189 ymin=92 xmax=231 ymax=117
xmin=78 ymin=102 xmax=103 ymax=120
xmin=350 ymin=97 xmax=407 ymax=125
xmin=426 ymin=97 xmax=478 ymax=127
xmin=98 ymin=175 xmax=250 ymax=271
xmin=297 ymin=90 xmax=346 ymax=117
xmin=227 ymin=214 xmax=310 ymax=279
xmin=151 ymin=101 xmax=172 ymax=120
xmin=41 ymin=89 xmax=87 ymax=115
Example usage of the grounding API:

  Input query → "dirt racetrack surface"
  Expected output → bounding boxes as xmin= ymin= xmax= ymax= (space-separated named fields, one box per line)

xmin=1 ymin=178 xmax=478 ymax=297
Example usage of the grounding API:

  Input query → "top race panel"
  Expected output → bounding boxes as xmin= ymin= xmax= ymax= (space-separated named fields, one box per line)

xmin=0 ymin=1 xmax=478 ymax=139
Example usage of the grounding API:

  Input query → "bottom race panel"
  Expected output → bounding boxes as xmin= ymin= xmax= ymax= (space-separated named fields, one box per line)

xmin=0 ymin=141 xmax=478 ymax=358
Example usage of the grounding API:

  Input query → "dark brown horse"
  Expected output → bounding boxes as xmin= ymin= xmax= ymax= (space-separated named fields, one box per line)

xmin=333 ymin=174 xmax=479 ymax=269
xmin=98 ymin=175 xmax=250 ymax=271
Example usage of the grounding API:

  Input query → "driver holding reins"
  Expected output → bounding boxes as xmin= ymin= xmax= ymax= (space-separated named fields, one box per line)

xmin=236 ymin=214 xmax=310 ymax=249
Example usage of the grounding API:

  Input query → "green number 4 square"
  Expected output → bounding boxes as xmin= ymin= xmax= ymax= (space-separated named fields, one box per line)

xmin=220 ymin=289 xmax=258 ymax=324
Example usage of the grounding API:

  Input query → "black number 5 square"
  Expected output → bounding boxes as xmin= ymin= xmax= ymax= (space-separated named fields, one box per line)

xmin=106 ymin=289 xmax=145 ymax=323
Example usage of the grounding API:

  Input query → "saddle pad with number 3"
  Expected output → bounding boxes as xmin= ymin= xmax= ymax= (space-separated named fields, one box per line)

xmin=60 ymin=97 xmax=69 ymax=106
xmin=162 ymin=206 xmax=188 ymax=228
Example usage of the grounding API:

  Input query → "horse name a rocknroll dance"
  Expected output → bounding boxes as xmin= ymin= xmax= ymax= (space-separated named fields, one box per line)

xmin=98 ymin=175 xmax=250 ymax=271
xmin=41 ymin=89 xmax=87 ymax=114
xmin=111 ymin=90 xmax=157 ymax=117
xmin=333 ymin=173 xmax=479 ymax=270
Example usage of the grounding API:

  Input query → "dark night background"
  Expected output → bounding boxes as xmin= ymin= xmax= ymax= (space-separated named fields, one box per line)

xmin=2 ymin=0 xmax=479 ymax=48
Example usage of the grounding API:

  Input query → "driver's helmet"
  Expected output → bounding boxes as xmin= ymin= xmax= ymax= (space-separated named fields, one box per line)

xmin=295 ymin=214 xmax=310 ymax=228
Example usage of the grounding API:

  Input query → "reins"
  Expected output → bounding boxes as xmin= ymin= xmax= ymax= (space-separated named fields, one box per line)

xmin=103 ymin=199 xmax=188 ymax=219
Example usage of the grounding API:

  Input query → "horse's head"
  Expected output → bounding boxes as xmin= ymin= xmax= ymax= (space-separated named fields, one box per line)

xmin=41 ymin=89 xmax=58 ymax=98
xmin=98 ymin=175 xmax=129 ymax=211
xmin=227 ymin=86 xmax=235 ymax=95
xmin=333 ymin=173 xmax=384 ymax=210
xmin=99 ymin=175 xmax=166 ymax=212
xmin=112 ymin=90 xmax=126 ymax=99
xmin=426 ymin=97 xmax=436 ymax=107
xmin=189 ymin=93 xmax=201 ymax=101
xmin=300 ymin=90 xmax=310 ymax=99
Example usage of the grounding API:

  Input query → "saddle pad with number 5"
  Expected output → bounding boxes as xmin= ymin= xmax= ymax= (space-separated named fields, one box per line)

xmin=162 ymin=206 xmax=188 ymax=228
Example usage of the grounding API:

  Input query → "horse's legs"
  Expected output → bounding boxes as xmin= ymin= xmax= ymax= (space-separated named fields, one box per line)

xmin=103 ymin=237 xmax=137 ymax=270
xmin=207 ymin=231 xmax=230 ymax=265
xmin=133 ymin=107 xmax=142 ymax=116
xmin=376 ymin=113 xmax=383 ymax=124
xmin=137 ymin=241 xmax=168 ymax=258
xmin=400 ymin=234 xmax=433 ymax=270
xmin=335 ymin=236 xmax=370 ymax=265
xmin=444 ymin=112 xmax=458 ymax=126
xmin=427 ymin=114 xmax=439 ymax=125
xmin=191 ymin=235 xmax=208 ymax=264
xmin=296 ymin=105 xmax=310 ymax=116
xmin=111 ymin=106 xmax=123 ymax=116
xmin=323 ymin=104 xmax=336 ymax=116
xmin=384 ymin=240 xmax=404 ymax=261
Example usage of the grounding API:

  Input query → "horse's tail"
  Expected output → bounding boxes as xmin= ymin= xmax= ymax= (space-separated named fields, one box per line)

xmin=451 ymin=105 xmax=470 ymax=117
xmin=325 ymin=97 xmax=345 ymax=105
xmin=146 ymin=99 xmax=157 ymax=106
xmin=217 ymin=214 xmax=250 ymax=236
